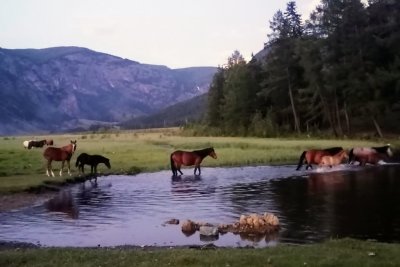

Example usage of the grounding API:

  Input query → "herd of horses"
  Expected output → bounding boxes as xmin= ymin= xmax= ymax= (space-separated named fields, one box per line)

xmin=23 ymin=139 xmax=393 ymax=178
xmin=295 ymin=144 xmax=393 ymax=170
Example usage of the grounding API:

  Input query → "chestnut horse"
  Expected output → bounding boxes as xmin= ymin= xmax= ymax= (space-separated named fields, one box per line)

xmin=319 ymin=149 xmax=349 ymax=168
xmin=348 ymin=144 xmax=392 ymax=166
xmin=170 ymin=147 xmax=217 ymax=176
xmin=296 ymin=147 xmax=344 ymax=170
xmin=43 ymin=140 xmax=77 ymax=177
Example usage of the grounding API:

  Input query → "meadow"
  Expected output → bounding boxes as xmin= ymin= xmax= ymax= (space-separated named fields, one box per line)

xmin=0 ymin=128 xmax=397 ymax=193
xmin=1 ymin=128 xmax=400 ymax=266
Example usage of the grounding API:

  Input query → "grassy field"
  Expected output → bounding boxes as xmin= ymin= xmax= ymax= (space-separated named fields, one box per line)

xmin=0 ymin=128 xmax=398 ymax=193
xmin=1 ymin=128 xmax=400 ymax=266
xmin=1 ymin=238 xmax=399 ymax=267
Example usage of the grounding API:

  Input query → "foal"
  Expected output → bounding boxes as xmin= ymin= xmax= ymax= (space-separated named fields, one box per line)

xmin=319 ymin=150 xmax=348 ymax=168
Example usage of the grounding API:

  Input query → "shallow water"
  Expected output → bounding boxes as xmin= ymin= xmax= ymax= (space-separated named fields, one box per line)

xmin=1 ymin=164 xmax=400 ymax=247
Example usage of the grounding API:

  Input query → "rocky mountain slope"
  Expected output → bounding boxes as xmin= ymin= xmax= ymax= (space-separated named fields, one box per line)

xmin=0 ymin=47 xmax=216 ymax=134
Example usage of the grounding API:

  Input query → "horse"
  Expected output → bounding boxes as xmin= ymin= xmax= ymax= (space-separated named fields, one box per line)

xmin=23 ymin=140 xmax=32 ymax=149
xmin=43 ymin=140 xmax=77 ymax=177
xmin=348 ymin=144 xmax=392 ymax=166
xmin=75 ymin=153 xmax=111 ymax=174
xmin=28 ymin=140 xmax=47 ymax=149
xmin=296 ymin=147 xmax=344 ymax=170
xmin=46 ymin=139 xmax=54 ymax=146
xmin=319 ymin=149 xmax=349 ymax=168
xmin=170 ymin=147 xmax=217 ymax=176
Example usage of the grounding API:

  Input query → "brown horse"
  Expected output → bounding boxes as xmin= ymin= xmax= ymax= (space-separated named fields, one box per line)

xmin=319 ymin=149 xmax=348 ymax=168
xmin=43 ymin=140 xmax=77 ymax=177
xmin=348 ymin=144 xmax=392 ymax=166
xmin=170 ymin=147 xmax=217 ymax=176
xmin=46 ymin=139 xmax=54 ymax=146
xmin=296 ymin=147 xmax=344 ymax=170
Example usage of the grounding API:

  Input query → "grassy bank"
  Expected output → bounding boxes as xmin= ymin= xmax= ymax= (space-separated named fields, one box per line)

xmin=0 ymin=128 xmax=398 ymax=193
xmin=1 ymin=238 xmax=399 ymax=267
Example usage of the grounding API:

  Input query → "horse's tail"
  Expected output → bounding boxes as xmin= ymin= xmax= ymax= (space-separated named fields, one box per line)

xmin=170 ymin=153 xmax=177 ymax=175
xmin=296 ymin=151 xmax=307 ymax=170
xmin=348 ymin=148 xmax=354 ymax=164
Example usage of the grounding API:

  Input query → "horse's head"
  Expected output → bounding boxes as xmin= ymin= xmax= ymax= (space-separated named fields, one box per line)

xmin=105 ymin=158 xmax=111 ymax=169
xmin=342 ymin=150 xmax=349 ymax=160
xmin=208 ymin=147 xmax=217 ymax=159
xmin=70 ymin=140 xmax=77 ymax=152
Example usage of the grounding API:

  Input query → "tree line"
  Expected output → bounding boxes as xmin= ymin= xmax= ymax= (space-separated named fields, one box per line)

xmin=202 ymin=0 xmax=400 ymax=137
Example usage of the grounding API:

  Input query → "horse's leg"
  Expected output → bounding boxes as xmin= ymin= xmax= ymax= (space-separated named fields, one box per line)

xmin=67 ymin=160 xmax=71 ymax=176
xmin=46 ymin=160 xmax=51 ymax=177
xmin=176 ymin=163 xmax=183 ymax=175
xmin=60 ymin=161 xmax=64 ymax=176
xmin=47 ymin=160 xmax=55 ymax=177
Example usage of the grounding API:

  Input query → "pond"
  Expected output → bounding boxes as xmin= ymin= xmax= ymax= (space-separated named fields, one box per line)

xmin=1 ymin=164 xmax=400 ymax=247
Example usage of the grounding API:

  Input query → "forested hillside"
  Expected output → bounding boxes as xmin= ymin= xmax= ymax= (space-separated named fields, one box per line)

xmin=203 ymin=0 xmax=400 ymax=137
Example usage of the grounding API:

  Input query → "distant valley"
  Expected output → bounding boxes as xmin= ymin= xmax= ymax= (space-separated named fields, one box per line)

xmin=0 ymin=47 xmax=216 ymax=135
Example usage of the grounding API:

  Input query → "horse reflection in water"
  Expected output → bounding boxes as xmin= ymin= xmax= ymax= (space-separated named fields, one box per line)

xmin=349 ymin=145 xmax=392 ymax=166
xmin=45 ymin=190 xmax=79 ymax=219
xmin=170 ymin=147 xmax=217 ymax=176
xmin=171 ymin=175 xmax=216 ymax=196
xmin=307 ymin=171 xmax=349 ymax=194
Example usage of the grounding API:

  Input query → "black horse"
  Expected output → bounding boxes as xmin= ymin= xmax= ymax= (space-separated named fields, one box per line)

xmin=28 ymin=140 xmax=47 ymax=149
xmin=75 ymin=153 xmax=111 ymax=174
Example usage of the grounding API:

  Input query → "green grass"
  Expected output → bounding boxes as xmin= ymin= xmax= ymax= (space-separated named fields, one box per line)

xmin=0 ymin=128 xmax=398 ymax=193
xmin=1 ymin=130 xmax=400 ymax=265
xmin=1 ymin=238 xmax=399 ymax=267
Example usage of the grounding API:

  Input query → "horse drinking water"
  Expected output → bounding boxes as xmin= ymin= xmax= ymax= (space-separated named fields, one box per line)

xmin=348 ymin=144 xmax=392 ymax=166
xmin=43 ymin=140 xmax=77 ymax=177
xmin=75 ymin=153 xmax=111 ymax=175
xmin=296 ymin=147 xmax=344 ymax=170
xmin=319 ymin=149 xmax=349 ymax=168
xmin=170 ymin=147 xmax=217 ymax=176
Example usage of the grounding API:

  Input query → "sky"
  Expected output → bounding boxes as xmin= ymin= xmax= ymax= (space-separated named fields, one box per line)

xmin=0 ymin=0 xmax=321 ymax=69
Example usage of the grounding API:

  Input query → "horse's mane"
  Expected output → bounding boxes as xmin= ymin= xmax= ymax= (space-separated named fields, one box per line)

xmin=372 ymin=145 xmax=390 ymax=154
xmin=323 ymin=147 xmax=343 ymax=154
xmin=192 ymin=147 xmax=214 ymax=158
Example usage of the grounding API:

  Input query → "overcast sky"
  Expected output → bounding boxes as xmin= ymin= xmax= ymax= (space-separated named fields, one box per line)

xmin=1 ymin=0 xmax=322 ymax=68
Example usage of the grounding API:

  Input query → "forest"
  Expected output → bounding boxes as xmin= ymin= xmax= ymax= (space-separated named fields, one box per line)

xmin=203 ymin=0 xmax=400 ymax=137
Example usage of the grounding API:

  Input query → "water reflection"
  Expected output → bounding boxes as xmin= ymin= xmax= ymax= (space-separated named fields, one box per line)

xmin=0 ymin=165 xmax=400 ymax=247
xmin=45 ymin=190 xmax=79 ymax=219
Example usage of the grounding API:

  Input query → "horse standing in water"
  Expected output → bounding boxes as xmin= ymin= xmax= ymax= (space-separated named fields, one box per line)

xmin=170 ymin=147 xmax=217 ymax=176
xmin=319 ymin=149 xmax=349 ymax=168
xmin=75 ymin=153 xmax=111 ymax=174
xmin=348 ymin=144 xmax=392 ymax=166
xmin=43 ymin=140 xmax=77 ymax=177
xmin=296 ymin=147 xmax=344 ymax=170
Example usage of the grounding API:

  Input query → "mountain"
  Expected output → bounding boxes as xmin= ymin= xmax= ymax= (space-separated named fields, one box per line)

xmin=0 ymin=47 xmax=217 ymax=134
xmin=120 ymin=93 xmax=207 ymax=129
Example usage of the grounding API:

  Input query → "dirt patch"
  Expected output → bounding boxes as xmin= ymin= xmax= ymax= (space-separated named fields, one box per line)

xmin=0 ymin=192 xmax=57 ymax=212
